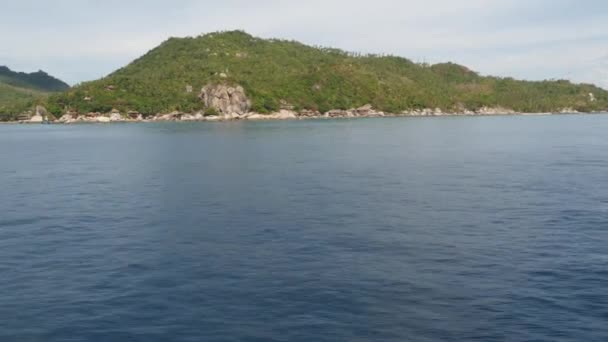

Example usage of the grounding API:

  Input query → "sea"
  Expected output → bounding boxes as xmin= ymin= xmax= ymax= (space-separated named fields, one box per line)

xmin=1 ymin=115 xmax=607 ymax=341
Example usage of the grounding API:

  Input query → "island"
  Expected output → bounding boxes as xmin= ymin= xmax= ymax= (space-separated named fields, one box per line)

xmin=2 ymin=31 xmax=607 ymax=123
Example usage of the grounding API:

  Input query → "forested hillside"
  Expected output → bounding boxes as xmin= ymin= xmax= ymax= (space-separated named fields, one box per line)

xmin=29 ymin=31 xmax=608 ymax=115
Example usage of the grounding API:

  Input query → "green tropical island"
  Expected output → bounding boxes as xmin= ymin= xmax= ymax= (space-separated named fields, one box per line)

xmin=2 ymin=30 xmax=607 ymax=123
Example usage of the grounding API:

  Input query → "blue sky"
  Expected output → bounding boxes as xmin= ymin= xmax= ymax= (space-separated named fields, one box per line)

xmin=2 ymin=0 xmax=607 ymax=88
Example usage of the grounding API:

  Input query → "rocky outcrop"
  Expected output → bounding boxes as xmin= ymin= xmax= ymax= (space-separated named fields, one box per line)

xmin=154 ymin=111 xmax=182 ymax=121
xmin=46 ymin=103 xmax=604 ymax=124
xmin=299 ymin=109 xmax=321 ymax=118
xmin=240 ymin=110 xmax=297 ymax=120
xmin=559 ymin=107 xmax=579 ymax=114
xmin=24 ymin=106 xmax=46 ymax=123
xmin=57 ymin=113 xmax=74 ymax=123
xmin=181 ymin=113 xmax=205 ymax=121
xmin=109 ymin=114 xmax=122 ymax=121
xmin=200 ymin=84 xmax=251 ymax=115
xmin=35 ymin=105 xmax=48 ymax=117
xmin=401 ymin=106 xmax=517 ymax=116
xmin=29 ymin=114 xmax=44 ymax=123
xmin=321 ymin=105 xmax=385 ymax=118
xmin=476 ymin=106 xmax=516 ymax=115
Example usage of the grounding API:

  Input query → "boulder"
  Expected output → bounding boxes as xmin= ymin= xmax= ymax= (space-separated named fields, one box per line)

xmin=244 ymin=113 xmax=267 ymax=120
xmin=299 ymin=110 xmax=321 ymax=118
xmin=155 ymin=111 xmax=181 ymax=121
xmin=325 ymin=109 xmax=349 ymax=118
xmin=200 ymin=84 xmax=251 ymax=115
xmin=110 ymin=112 xmax=123 ymax=121
xmin=222 ymin=113 xmax=242 ymax=120
xmin=97 ymin=116 xmax=111 ymax=123
xmin=181 ymin=114 xmax=196 ymax=121
xmin=476 ymin=106 xmax=515 ymax=115
xmin=355 ymin=104 xmax=373 ymax=116
xmin=274 ymin=110 xmax=297 ymax=120
xmin=57 ymin=114 xmax=73 ymax=123
xmin=560 ymin=107 xmax=579 ymax=114
xmin=29 ymin=114 xmax=44 ymax=123
xmin=35 ymin=105 xmax=48 ymax=117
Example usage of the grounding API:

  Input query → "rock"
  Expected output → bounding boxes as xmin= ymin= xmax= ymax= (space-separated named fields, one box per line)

xmin=29 ymin=114 xmax=44 ymax=123
xmin=560 ymin=107 xmax=579 ymax=114
xmin=181 ymin=114 xmax=196 ymax=121
xmin=127 ymin=111 xmax=141 ymax=119
xmin=353 ymin=105 xmax=385 ymax=117
xmin=110 ymin=112 xmax=123 ymax=121
xmin=476 ymin=106 xmax=515 ymax=115
xmin=355 ymin=104 xmax=373 ymax=116
xmin=299 ymin=110 xmax=321 ymax=118
xmin=222 ymin=113 xmax=242 ymax=120
xmin=96 ymin=116 xmax=111 ymax=123
xmin=78 ymin=115 xmax=96 ymax=122
xmin=244 ymin=113 xmax=267 ymax=120
xmin=57 ymin=114 xmax=74 ymax=123
xmin=200 ymin=84 xmax=251 ymax=115
xmin=325 ymin=109 xmax=350 ymax=118
xmin=35 ymin=105 xmax=48 ymax=117
xmin=155 ymin=111 xmax=181 ymax=121
xmin=274 ymin=110 xmax=297 ymax=120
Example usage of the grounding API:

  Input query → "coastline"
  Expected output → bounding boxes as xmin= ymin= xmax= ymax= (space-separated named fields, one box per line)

xmin=3 ymin=107 xmax=607 ymax=124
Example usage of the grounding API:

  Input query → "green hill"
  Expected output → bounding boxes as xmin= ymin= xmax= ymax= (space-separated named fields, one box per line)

xmin=0 ymin=83 xmax=45 ymax=121
xmin=47 ymin=30 xmax=607 ymax=115
xmin=0 ymin=67 xmax=69 ymax=121
xmin=0 ymin=66 xmax=69 ymax=92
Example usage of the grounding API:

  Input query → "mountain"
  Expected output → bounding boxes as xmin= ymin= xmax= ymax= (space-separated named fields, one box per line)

xmin=0 ymin=67 xmax=69 ymax=120
xmin=47 ymin=30 xmax=607 ymax=116
xmin=0 ymin=66 xmax=69 ymax=92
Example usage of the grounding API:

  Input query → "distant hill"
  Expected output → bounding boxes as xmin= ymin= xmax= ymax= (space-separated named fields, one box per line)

xmin=40 ymin=30 xmax=608 ymax=115
xmin=0 ymin=66 xmax=69 ymax=92
xmin=0 ymin=67 xmax=69 ymax=120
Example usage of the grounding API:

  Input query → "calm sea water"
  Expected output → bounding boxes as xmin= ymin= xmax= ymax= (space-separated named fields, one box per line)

xmin=1 ymin=115 xmax=607 ymax=342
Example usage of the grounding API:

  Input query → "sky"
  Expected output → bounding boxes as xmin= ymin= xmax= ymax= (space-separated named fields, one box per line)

xmin=1 ymin=0 xmax=607 ymax=88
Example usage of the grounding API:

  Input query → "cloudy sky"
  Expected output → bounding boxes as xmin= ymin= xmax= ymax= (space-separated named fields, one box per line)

xmin=2 ymin=0 xmax=607 ymax=87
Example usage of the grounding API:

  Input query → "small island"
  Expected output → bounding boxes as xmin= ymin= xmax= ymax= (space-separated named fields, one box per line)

xmin=2 ymin=31 xmax=607 ymax=123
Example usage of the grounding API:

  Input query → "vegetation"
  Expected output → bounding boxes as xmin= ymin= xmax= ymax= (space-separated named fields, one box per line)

xmin=20 ymin=31 xmax=608 ymax=116
xmin=0 ymin=66 xmax=69 ymax=92
xmin=0 ymin=66 xmax=69 ymax=121
xmin=0 ymin=83 xmax=44 ymax=121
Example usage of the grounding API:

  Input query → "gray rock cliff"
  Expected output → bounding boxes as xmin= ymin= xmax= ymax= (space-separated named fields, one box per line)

xmin=199 ymin=84 xmax=251 ymax=115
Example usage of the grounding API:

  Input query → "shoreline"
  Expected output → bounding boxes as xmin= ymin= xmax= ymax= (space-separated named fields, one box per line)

xmin=3 ymin=109 xmax=607 ymax=125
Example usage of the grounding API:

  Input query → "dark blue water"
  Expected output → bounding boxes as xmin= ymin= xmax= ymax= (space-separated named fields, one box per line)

xmin=1 ymin=116 xmax=607 ymax=342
